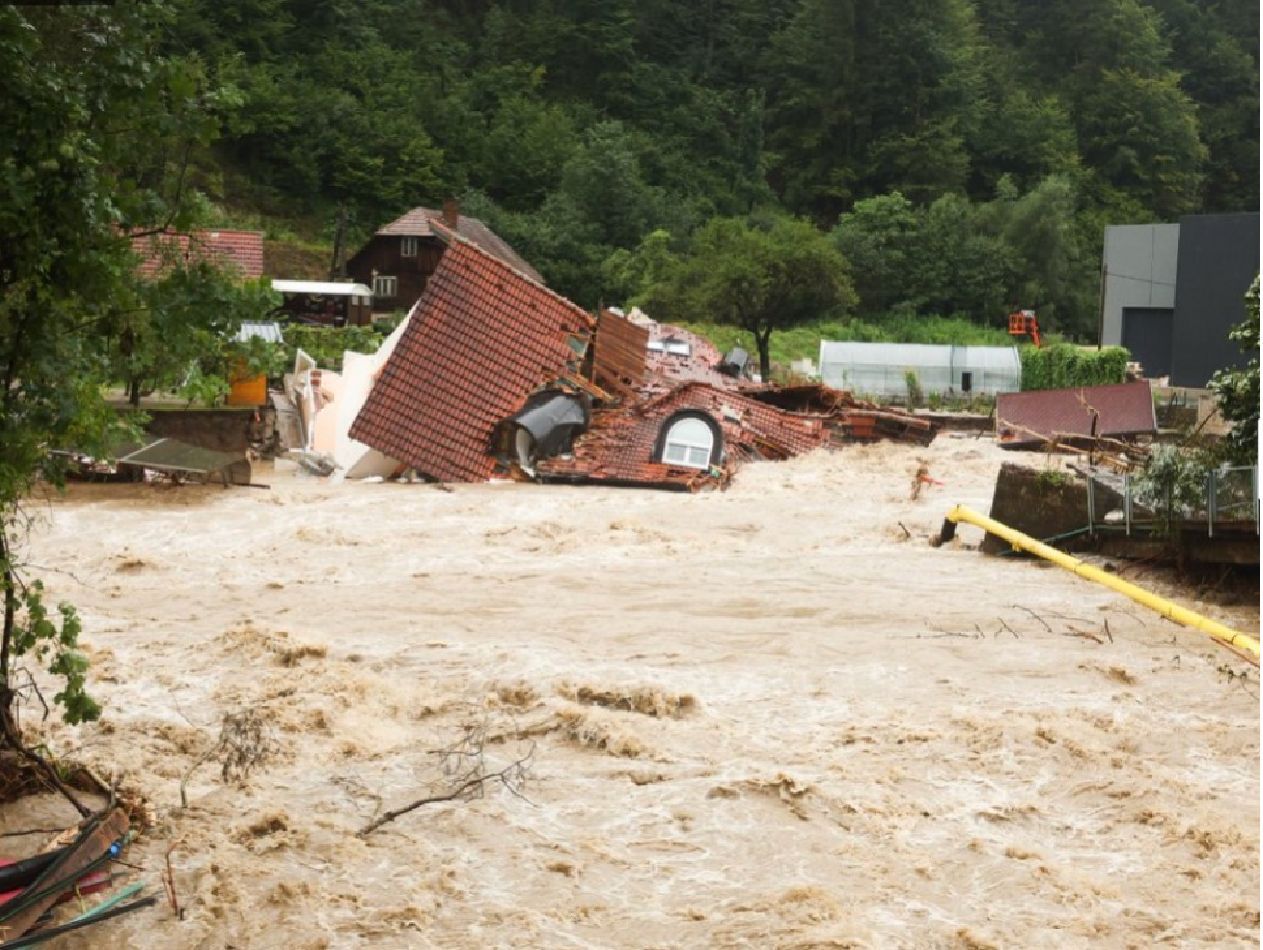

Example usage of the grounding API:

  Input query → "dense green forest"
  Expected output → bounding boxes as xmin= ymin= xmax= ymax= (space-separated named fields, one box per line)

xmin=175 ymin=0 xmax=1257 ymax=337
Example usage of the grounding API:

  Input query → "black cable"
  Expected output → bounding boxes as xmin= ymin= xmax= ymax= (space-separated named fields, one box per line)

xmin=0 ymin=837 xmax=122 ymax=925
xmin=0 ymin=896 xmax=158 ymax=949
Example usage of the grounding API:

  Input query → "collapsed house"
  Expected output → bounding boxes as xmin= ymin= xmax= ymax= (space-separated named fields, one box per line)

xmin=327 ymin=221 xmax=934 ymax=489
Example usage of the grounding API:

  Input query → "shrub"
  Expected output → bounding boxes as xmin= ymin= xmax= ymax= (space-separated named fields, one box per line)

xmin=1020 ymin=344 xmax=1128 ymax=391
xmin=904 ymin=370 xmax=923 ymax=408
xmin=281 ymin=325 xmax=387 ymax=371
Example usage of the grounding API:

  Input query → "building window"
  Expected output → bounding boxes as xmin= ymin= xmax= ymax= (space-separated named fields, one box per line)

xmin=373 ymin=275 xmax=397 ymax=298
xmin=661 ymin=416 xmax=715 ymax=469
xmin=401 ymin=236 xmax=418 ymax=257
xmin=647 ymin=338 xmax=692 ymax=356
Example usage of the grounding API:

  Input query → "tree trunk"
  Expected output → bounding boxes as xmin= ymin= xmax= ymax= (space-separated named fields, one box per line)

xmin=0 ymin=529 xmax=13 ymax=709
xmin=755 ymin=329 xmax=773 ymax=383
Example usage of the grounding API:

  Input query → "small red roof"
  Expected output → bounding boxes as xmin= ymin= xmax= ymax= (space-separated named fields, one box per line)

xmin=349 ymin=235 xmax=595 ymax=482
xmin=130 ymin=229 xmax=264 ymax=280
xmin=996 ymin=380 xmax=1156 ymax=446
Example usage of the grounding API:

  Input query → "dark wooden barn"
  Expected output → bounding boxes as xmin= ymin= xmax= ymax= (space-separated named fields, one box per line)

xmin=345 ymin=200 xmax=542 ymax=315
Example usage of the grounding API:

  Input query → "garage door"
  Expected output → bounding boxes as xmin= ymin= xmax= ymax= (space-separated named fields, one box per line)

xmin=1122 ymin=307 xmax=1173 ymax=379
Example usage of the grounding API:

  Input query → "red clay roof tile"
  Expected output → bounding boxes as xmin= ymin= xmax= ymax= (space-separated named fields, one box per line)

xmin=348 ymin=236 xmax=595 ymax=482
xmin=130 ymin=229 xmax=264 ymax=280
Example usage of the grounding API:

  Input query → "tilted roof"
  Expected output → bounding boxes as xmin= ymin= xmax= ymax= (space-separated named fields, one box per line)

xmin=131 ymin=230 xmax=264 ymax=280
xmin=348 ymin=235 xmax=594 ymax=482
xmin=996 ymin=380 xmax=1157 ymax=446
xmin=371 ymin=208 xmax=542 ymax=283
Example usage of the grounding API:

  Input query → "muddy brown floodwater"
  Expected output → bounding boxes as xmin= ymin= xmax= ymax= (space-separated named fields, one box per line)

xmin=10 ymin=436 xmax=1259 ymax=948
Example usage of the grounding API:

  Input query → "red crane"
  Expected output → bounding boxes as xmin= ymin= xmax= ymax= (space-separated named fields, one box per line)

xmin=1007 ymin=308 xmax=1042 ymax=348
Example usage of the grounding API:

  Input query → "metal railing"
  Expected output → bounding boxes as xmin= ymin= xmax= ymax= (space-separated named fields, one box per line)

xmin=1087 ymin=465 xmax=1258 ymax=537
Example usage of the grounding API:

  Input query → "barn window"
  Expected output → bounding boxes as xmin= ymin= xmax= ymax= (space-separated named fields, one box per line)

xmin=372 ymin=275 xmax=397 ymax=298
xmin=661 ymin=416 xmax=715 ymax=469
xmin=401 ymin=236 xmax=418 ymax=257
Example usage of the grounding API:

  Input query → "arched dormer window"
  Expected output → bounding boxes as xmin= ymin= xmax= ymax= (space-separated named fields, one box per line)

xmin=655 ymin=412 xmax=722 ymax=469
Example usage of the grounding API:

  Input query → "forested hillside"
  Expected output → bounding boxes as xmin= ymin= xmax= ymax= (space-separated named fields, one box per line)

xmin=174 ymin=0 xmax=1259 ymax=336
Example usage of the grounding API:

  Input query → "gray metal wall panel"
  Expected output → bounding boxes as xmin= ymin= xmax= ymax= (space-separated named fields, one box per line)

xmin=1170 ymin=213 xmax=1260 ymax=388
xmin=1101 ymin=224 xmax=1180 ymax=346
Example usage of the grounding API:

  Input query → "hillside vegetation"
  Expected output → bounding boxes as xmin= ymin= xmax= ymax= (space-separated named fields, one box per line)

xmin=173 ymin=0 xmax=1256 ymax=342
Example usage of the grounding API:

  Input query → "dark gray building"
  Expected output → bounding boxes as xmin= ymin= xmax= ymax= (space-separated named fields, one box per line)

xmin=1101 ymin=212 xmax=1259 ymax=387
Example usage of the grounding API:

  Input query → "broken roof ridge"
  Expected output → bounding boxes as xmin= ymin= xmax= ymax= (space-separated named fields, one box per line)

xmin=428 ymin=217 xmax=595 ymax=328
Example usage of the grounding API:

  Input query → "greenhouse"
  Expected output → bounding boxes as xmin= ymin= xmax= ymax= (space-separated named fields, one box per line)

xmin=818 ymin=342 xmax=1022 ymax=399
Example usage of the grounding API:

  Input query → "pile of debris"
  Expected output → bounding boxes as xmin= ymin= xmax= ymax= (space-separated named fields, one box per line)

xmin=291 ymin=218 xmax=935 ymax=490
xmin=0 ymin=806 xmax=157 ymax=945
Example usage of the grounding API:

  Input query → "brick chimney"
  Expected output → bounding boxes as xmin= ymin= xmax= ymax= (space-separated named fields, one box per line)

xmin=441 ymin=198 xmax=460 ymax=230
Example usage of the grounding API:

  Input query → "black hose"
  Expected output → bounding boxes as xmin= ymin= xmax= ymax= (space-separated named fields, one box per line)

xmin=0 ymin=849 xmax=68 ymax=896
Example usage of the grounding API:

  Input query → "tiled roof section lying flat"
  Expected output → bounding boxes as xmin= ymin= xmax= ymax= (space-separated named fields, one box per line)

xmin=537 ymin=382 xmax=828 ymax=489
xmin=349 ymin=238 xmax=595 ymax=482
xmin=131 ymin=230 xmax=264 ymax=280
xmin=996 ymin=380 xmax=1156 ymax=446
xmin=373 ymin=208 xmax=542 ymax=282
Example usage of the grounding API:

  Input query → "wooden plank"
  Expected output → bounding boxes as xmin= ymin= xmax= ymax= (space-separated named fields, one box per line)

xmin=0 ymin=808 xmax=129 ymax=942
xmin=592 ymin=310 xmax=648 ymax=396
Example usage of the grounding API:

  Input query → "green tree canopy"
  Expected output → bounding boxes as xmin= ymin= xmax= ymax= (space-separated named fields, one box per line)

xmin=0 ymin=2 xmax=244 ymax=744
xmin=1209 ymin=276 xmax=1260 ymax=465
xmin=659 ymin=214 xmax=856 ymax=379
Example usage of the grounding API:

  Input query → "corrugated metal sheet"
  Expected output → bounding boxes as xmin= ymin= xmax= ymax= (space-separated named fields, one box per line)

xmin=118 ymin=439 xmax=249 ymax=481
xmin=996 ymin=381 xmax=1157 ymax=446
xmin=818 ymin=342 xmax=1021 ymax=397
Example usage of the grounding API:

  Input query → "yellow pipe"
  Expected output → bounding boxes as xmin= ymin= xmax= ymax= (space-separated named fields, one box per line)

xmin=945 ymin=504 xmax=1260 ymax=661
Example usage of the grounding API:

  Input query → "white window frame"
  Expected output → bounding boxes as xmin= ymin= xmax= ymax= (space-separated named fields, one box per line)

xmin=400 ymin=236 xmax=418 ymax=257
xmin=661 ymin=416 xmax=714 ymax=469
xmin=373 ymin=275 xmax=397 ymax=298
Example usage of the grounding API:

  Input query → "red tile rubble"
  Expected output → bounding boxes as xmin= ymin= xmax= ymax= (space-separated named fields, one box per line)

xmin=536 ymin=382 xmax=831 ymax=490
xmin=130 ymin=229 xmax=265 ymax=280
xmin=996 ymin=381 xmax=1156 ymax=448
xmin=347 ymin=227 xmax=936 ymax=489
